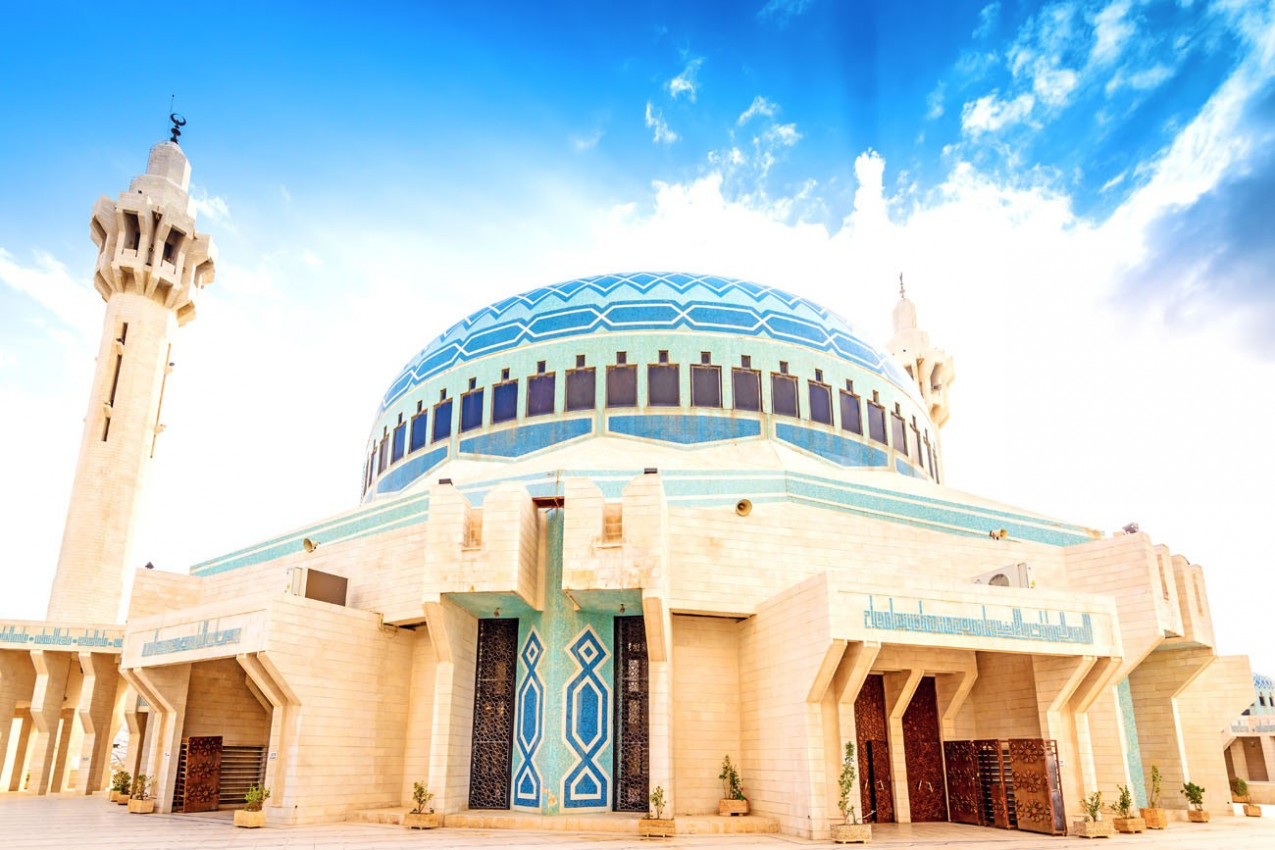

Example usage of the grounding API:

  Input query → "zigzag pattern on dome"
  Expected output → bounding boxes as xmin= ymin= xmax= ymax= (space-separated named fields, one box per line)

xmin=379 ymin=272 xmax=917 ymax=412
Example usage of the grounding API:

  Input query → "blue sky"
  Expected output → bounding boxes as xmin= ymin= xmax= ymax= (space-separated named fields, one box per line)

xmin=1 ymin=1 xmax=1274 ymax=670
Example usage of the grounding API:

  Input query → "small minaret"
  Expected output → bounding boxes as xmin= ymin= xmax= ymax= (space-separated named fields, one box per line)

xmin=45 ymin=123 xmax=217 ymax=623
xmin=887 ymin=274 xmax=954 ymax=429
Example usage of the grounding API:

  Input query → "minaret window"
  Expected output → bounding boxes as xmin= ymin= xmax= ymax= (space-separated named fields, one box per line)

xmin=840 ymin=382 xmax=862 ymax=435
xmin=566 ymin=360 xmax=596 ymax=411
xmin=122 ymin=212 xmax=141 ymax=251
xmin=648 ymin=359 xmax=679 ymax=406
xmin=433 ymin=396 xmax=453 ymax=443
xmin=460 ymin=386 xmax=485 ymax=432
xmin=607 ymin=356 xmax=637 ymax=408
xmin=527 ymin=371 xmax=555 ymax=417
xmin=808 ymin=378 xmax=832 ymax=425
xmin=771 ymin=372 xmax=799 ymax=417
xmin=732 ymin=359 xmax=762 ymax=411
xmin=492 ymin=378 xmax=519 ymax=424
xmin=866 ymin=396 xmax=887 ymax=444
xmin=162 ymin=228 xmax=185 ymax=265
xmin=690 ymin=355 xmax=721 ymax=408
xmin=410 ymin=406 xmax=429 ymax=453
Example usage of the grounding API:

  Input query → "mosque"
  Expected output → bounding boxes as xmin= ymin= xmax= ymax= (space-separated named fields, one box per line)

xmin=0 ymin=133 xmax=1260 ymax=839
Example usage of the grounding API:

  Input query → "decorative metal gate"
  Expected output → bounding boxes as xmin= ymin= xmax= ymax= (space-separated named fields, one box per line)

xmin=853 ymin=674 xmax=893 ymax=822
xmin=1007 ymin=738 xmax=1066 ymax=835
xmin=901 ymin=676 xmax=947 ymax=822
xmin=176 ymin=736 xmax=222 ymax=813
xmin=943 ymin=740 xmax=980 ymax=825
xmin=469 ymin=618 xmax=519 ymax=810
xmin=612 ymin=615 xmax=649 ymax=812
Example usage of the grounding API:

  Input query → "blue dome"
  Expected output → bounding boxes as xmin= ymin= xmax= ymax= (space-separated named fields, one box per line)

xmin=379 ymin=271 xmax=918 ymax=413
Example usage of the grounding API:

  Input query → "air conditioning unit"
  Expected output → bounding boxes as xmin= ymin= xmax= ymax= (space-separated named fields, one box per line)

xmin=973 ymin=562 xmax=1035 ymax=589
xmin=288 ymin=567 xmax=348 ymax=606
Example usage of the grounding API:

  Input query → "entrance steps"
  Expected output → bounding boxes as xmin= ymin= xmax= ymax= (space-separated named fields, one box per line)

xmin=348 ymin=807 xmax=780 ymax=834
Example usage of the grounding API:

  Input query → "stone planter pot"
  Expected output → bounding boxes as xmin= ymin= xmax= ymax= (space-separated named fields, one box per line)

xmin=1244 ymin=804 xmax=1262 ymax=818
xmin=1113 ymin=816 xmax=1145 ymax=833
xmin=831 ymin=822 xmax=872 ymax=844
xmin=116 ymin=795 xmax=129 ymax=805
xmin=108 ymin=790 xmax=122 ymax=803
xmin=234 ymin=809 xmax=266 ymax=828
xmin=1187 ymin=809 xmax=1210 ymax=823
xmin=718 ymin=798 xmax=749 ymax=816
xmin=1073 ymin=819 xmax=1114 ymax=838
xmin=639 ymin=817 xmax=675 ymax=837
xmin=1140 ymin=808 xmax=1167 ymax=829
xmin=127 ymin=799 xmax=155 ymax=814
xmin=404 ymin=812 xmax=440 ymax=829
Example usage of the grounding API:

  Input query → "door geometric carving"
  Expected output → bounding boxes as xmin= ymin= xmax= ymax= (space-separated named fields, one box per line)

xmin=182 ymin=735 xmax=222 ymax=813
xmin=469 ymin=618 xmax=519 ymax=810
xmin=1007 ymin=738 xmax=1066 ymax=835
xmin=901 ymin=676 xmax=947 ymax=822
xmin=943 ymin=739 xmax=980 ymax=825
xmin=853 ymin=674 xmax=893 ymax=823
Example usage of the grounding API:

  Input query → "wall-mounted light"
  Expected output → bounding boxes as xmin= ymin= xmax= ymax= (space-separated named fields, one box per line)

xmin=438 ymin=478 xmax=453 ymax=485
xmin=619 ymin=603 xmax=626 ymax=614
xmin=493 ymin=608 xmax=500 ymax=618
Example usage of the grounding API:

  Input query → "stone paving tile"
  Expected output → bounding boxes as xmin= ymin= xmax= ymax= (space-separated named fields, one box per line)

xmin=5 ymin=795 xmax=1275 ymax=850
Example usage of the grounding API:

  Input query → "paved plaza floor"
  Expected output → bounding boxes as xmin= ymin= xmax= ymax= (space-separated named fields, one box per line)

xmin=5 ymin=795 xmax=1275 ymax=850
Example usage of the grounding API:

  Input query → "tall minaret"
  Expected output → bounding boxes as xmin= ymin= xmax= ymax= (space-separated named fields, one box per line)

xmin=887 ymin=274 xmax=954 ymax=429
xmin=45 ymin=124 xmax=217 ymax=623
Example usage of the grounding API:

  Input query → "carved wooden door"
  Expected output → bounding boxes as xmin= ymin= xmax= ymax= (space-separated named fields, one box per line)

xmin=1007 ymin=738 xmax=1065 ymax=835
xmin=182 ymin=736 xmax=222 ymax=813
xmin=853 ymin=674 xmax=893 ymax=822
xmin=943 ymin=740 xmax=981 ymax=825
xmin=902 ymin=676 xmax=947 ymax=822
xmin=469 ymin=618 xmax=519 ymax=810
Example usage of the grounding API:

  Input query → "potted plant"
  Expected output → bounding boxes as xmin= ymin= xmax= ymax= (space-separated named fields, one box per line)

xmin=1111 ymin=784 xmax=1145 ymax=833
xmin=127 ymin=774 xmax=154 ymax=814
xmin=109 ymin=770 xmax=130 ymax=804
xmin=1182 ymin=781 xmax=1209 ymax=822
xmin=1141 ymin=765 xmax=1167 ymax=829
xmin=1231 ymin=776 xmax=1250 ymax=803
xmin=639 ymin=785 xmax=675 ymax=837
xmin=233 ymin=784 xmax=270 ymax=828
xmin=1073 ymin=790 xmax=1113 ymax=838
xmin=404 ymin=782 xmax=440 ymax=829
xmin=832 ymin=741 xmax=871 ymax=844
xmin=718 ymin=754 xmax=749 ymax=816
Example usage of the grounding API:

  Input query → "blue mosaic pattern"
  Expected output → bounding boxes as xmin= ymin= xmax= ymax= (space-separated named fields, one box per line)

xmin=379 ymin=272 xmax=918 ymax=413
xmin=459 ymin=418 xmax=593 ymax=458
xmin=607 ymin=413 xmax=762 ymax=444
xmin=1116 ymin=678 xmax=1148 ymax=808
xmin=775 ymin=422 xmax=888 ymax=468
xmin=562 ymin=626 xmax=611 ymax=809
xmin=376 ymin=446 xmax=448 ymax=495
xmin=513 ymin=630 xmax=545 ymax=808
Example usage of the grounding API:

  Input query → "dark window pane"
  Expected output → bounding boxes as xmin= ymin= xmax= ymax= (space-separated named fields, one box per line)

xmin=607 ymin=365 xmax=637 ymax=407
xmin=461 ymin=390 xmax=484 ymax=432
xmin=690 ymin=365 xmax=721 ymax=407
xmin=891 ymin=413 xmax=907 ymax=453
xmin=771 ymin=374 xmax=799 ymax=417
xmin=492 ymin=381 xmax=518 ymax=424
xmin=410 ymin=412 xmax=428 ymax=453
xmin=867 ymin=403 xmax=887 ymax=444
xmin=840 ymin=392 xmax=862 ymax=434
xmin=378 ymin=436 xmax=389 ymax=473
xmin=433 ymin=399 xmax=453 ymax=442
xmin=808 ymin=383 xmax=832 ymax=424
xmin=732 ymin=369 xmax=761 ymax=411
xmin=648 ymin=364 xmax=679 ymax=406
xmin=911 ymin=426 xmax=922 ymax=463
xmin=527 ymin=373 xmax=555 ymax=417
xmin=392 ymin=422 xmax=407 ymax=463
xmin=566 ymin=368 xmax=596 ymax=411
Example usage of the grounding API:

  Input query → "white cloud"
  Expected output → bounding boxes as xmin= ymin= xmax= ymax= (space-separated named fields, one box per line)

xmin=0 ymin=248 xmax=98 ymax=338
xmin=973 ymin=2 xmax=1001 ymax=39
xmin=1031 ymin=65 xmax=1078 ymax=105
xmin=570 ymin=128 xmax=605 ymax=151
xmin=738 ymin=95 xmax=778 ymax=126
xmin=190 ymin=185 xmax=231 ymax=225
xmin=644 ymin=101 xmax=679 ymax=144
xmin=666 ymin=57 xmax=704 ymax=102
xmin=757 ymin=0 xmax=813 ymax=25
xmin=1106 ymin=63 xmax=1175 ymax=96
xmin=926 ymin=82 xmax=946 ymax=120
xmin=1090 ymin=0 xmax=1135 ymax=66
xmin=961 ymin=92 xmax=1036 ymax=135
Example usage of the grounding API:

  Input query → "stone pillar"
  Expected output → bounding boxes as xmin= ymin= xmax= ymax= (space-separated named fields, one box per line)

xmin=76 ymin=652 xmax=122 ymax=794
xmin=883 ymin=669 xmax=922 ymax=823
xmin=423 ymin=597 xmax=478 ymax=815
xmin=126 ymin=664 xmax=191 ymax=813
xmin=25 ymin=650 xmax=71 ymax=795
xmin=7 ymin=710 xmax=34 ymax=791
xmin=0 ymin=651 xmax=36 ymax=777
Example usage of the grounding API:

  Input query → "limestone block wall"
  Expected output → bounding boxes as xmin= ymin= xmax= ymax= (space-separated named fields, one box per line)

xmin=967 ymin=652 xmax=1040 ymax=738
xmin=264 ymin=597 xmax=415 ymax=824
xmin=424 ymin=482 xmax=539 ymax=610
xmin=181 ymin=657 xmax=270 ymax=746
xmin=1063 ymin=535 xmax=1172 ymax=668
xmin=399 ymin=629 xmax=436 ymax=805
xmin=671 ymin=614 xmax=742 ymax=815
xmin=1172 ymin=556 xmax=1215 ymax=649
xmin=1174 ymin=654 xmax=1255 ymax=815
xmin=737 ymin=574 xmax=836 ymax=838
xmin=129 ymin=570 xmax=203 ymax=619
xmin=667 ymin=500 xmax=1068 ymax=617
